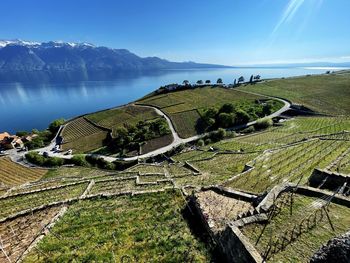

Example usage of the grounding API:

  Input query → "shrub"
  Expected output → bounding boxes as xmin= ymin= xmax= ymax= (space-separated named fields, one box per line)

xmin=219 ymin=103 xmax=236 ymax=113
xmin=197 ymin=139 xmax=205 ymax=147
xmin=242 ymin=126 xmax=255 ymax=134
xmin=48 ymin=118 xmax=65 ymax=134
xmin=217 ymin=113 xmax=234 ymax=128
xmin=204 ymin=138 xmax=212 ymax=145
xmin=71 ymin=155 xmax=89 ymax=167
xmin=209 ymin=128 xmax=226 ymax=142
xmin=235 ymin=109 xmax=250 ymax=125
xmin=16 ymin=131 xmax=29 ymax=137
xmin=254 ymin=118 xmax=273 ymax=130
xmin=25 ymin=151 xmax=64 ymax=167
xmin=25 ymin=151 xmax=45 ymax=166
xmin=45 ymin=156 xmax=64 ymax=167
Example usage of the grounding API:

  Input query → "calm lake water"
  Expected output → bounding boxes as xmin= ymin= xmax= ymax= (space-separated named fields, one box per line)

xmin=0 ymin=67 xmax=347 ymax=133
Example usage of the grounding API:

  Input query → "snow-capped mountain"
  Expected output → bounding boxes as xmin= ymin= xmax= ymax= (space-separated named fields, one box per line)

xmin=0 ymin=40 xmax=228 ymax=82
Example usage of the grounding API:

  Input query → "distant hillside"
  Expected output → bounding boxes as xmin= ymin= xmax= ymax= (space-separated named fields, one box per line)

xmin=0 ymin=40 xmax=230 ymax=82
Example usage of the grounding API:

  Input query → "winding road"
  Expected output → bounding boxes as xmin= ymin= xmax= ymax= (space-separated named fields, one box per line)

xmin=7 ymin=90 xmax=291 ymax=164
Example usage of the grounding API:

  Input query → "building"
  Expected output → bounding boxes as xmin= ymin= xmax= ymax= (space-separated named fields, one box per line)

xmin=0 ymin=132 xmax=10 ymax=142
xmin=0 ymin=135 xmax=24 ymax=149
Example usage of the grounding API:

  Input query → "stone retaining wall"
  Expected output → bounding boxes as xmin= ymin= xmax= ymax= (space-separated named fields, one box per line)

xmin=184 ymin=161 xmax=201 ymax=174
xmin=308 ymin=168 xmax=349 ymax=192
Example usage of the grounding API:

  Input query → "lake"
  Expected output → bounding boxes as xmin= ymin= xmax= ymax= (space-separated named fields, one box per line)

xmin=0 ymin=67 xmax=347 ymax=133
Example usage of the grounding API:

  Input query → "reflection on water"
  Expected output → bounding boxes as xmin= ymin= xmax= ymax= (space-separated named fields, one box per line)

xmin=0 ymin=67 xmax=346 ymax=133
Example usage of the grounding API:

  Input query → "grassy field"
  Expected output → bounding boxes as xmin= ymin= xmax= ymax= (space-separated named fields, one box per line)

xmin=23 ymin=191 xmax=212 ymax=263
xmin=139 ymin=86 xmax=270 ymax=138
xmin=60 ymin=117 xmax=109 ymax=153
xmin=239 ymin=72 xmax=350 ymax=115
xmin=0 ymin=157 xmax=47 ymax=187
xmin=242 ymin=193 xmax=350 ymax=262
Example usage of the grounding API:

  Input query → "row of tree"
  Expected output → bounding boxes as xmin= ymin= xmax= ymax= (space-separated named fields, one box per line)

xmin=182 ymin=75 xmax=261 ymax=86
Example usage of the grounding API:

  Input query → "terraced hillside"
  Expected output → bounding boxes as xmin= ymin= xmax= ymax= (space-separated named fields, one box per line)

xmin=139 ymin=86 xmax=281 ymax=138
xmin=2 ymin=115 xmax=350 ymax=262
xmin=60 ymin=117 xmax=109 ymax=153
xmin=239 ymin=71 xmax=350 ymax=115
xmin=0 ymin=157 xmax=47 ymax=188
xmin=85 ymin=105 xmax=159 ymax=134
xmin=62 ymin=105 xmax=173 ymax=155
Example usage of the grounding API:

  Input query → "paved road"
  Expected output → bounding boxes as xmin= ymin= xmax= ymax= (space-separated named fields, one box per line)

xmin=7 ymin=91 xmax=291 ymax=164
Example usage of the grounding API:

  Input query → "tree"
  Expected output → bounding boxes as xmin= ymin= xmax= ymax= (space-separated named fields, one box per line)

xmin=262 ymin=103 xmax=273 ymax=116
xmin=217 ymin=112 xmax=234 ymax=128
xmin=238 ymin=76 xmax=245 ymax=84
xmin=219 ymin=103 xmax=236 ymax=113
xmin=196 ymin=80 xmax=203 ymax=85
xmin=205 ymin=80 xmax=211 ymax=84
xmin=217 ymin=78 xmax=223 ymax=84
xmin=16 ymin=131 xmax=29 ymax=137
xmin=254 ymin=75 xmax=261 ymax=81
xmin=204 ymin=107 xmax=218 ymax=119
xmin=183 ymin=80 xmax=190 ymax=85
xmin=48 ymin=118 xmax=65 ymax=134
xmin=249 ymin=75 xmax=254 ymax=83
xmin=235 ymin=109 xmax=250 ymax=125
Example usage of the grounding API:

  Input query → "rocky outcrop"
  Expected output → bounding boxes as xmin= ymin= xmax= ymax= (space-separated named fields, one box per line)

xmin=310 ymin=231 xmax=350 ymax=263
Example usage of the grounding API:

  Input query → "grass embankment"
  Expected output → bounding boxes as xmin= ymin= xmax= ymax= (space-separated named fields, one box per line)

xmin=242 ymin=193 xmax=350 ymax=262
xmin=24 ymin=191 xmax=212 ymax=263
xmin=139 ymin=86 xmax=282 ymax=138
xmin=238 ymin=72 xmax=350 ymax=115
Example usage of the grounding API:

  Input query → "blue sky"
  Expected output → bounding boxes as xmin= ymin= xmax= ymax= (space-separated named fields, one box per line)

xmin=1 ymin=0 xmax=349 ymax=65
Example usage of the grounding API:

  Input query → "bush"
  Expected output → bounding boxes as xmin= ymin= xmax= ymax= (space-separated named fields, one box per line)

xmin=48 ymin=118 xmax=65 ymax=134
xmin=235 ymin=109 xmax=250 ymax=125
xmin=25 ymin=151 xmax=64 ymax=167
xmin=197 ymin=139 xmax=205 ymax=147
xmin=45 ymin=156 xmax=64 ymax=167
xmin=71 ymin=155 xmax=89 ymax=167
xmin=242 ymin=126 xmax=255 ymax=134
xmin=219 ymin=103 xmax=236 ymax=113
xmin=217 ymin=112 xmax=234 ymax=128
xmin=204 ymin=138 xmax=212 ymax=145
xmin=209 ymin=128 xmax=226 ymax=142
xmin=25 ymin=151 xmax=45 ymax=166
xmin=85 ymin=155 xmax=116 ymax=170
xmin=254 ymin=118 xmax=273 ymax=130
xmin=16 ymin=131 xmax=29 ymax=137
xmin=113 ymin=160 xmax=138 ymax=170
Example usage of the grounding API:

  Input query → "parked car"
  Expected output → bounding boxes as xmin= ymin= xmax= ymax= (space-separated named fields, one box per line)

xmin=66 ymin=149 xmax=73 ymax=155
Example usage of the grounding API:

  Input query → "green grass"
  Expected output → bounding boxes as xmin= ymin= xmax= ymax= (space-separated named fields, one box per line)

xmin=241 ymin=193 xmax=350 ymax=262
xmin=23 ymin=191 xmax=212 ymax=263
xmin=239 ymin=72 xmax=350 ymax=115
xmin=139 ymin=86 xmax=269 ymax=138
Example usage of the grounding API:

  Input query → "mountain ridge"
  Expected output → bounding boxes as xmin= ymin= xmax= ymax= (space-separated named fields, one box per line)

xmin=0 ymin=39 xmax=231 ymax=82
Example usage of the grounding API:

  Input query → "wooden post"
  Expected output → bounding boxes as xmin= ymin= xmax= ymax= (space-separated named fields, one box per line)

xmin=323 ymin=206 xmax=335 ymax=232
